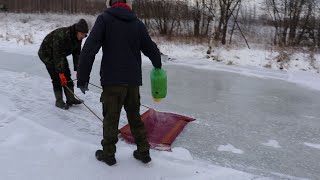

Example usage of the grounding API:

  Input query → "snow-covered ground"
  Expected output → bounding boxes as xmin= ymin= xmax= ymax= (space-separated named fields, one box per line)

xmin=1 ymin=12 xmax=320 ymax=180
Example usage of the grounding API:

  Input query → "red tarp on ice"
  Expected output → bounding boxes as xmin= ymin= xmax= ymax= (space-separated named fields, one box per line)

xmin=119 ymin=109 xmax=195 ymax=151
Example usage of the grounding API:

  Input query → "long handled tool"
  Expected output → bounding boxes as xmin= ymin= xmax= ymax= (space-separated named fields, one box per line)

xmin=63 ymin=85 xmax=103 ymax=123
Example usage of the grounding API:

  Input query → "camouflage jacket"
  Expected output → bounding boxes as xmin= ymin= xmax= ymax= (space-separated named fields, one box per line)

xmin=38 ymin=25 xmax=82 ymax=73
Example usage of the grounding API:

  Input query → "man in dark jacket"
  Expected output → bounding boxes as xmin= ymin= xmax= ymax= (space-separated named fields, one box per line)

xmin=77 ymin=0 xmax=162 ymax=166
xmin=38 ymin=19 xmax=88 ymax=110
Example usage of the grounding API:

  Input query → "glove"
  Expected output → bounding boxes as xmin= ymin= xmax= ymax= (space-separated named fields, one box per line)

xmin=59 ymin=73 xmax=67 ymax=86
xmin=77 ymin=82 xmax=89 ymax=94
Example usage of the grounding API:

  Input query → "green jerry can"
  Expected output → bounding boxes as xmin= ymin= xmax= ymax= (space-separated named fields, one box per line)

xmin=150 ymin=68 xmax=167 ymax=102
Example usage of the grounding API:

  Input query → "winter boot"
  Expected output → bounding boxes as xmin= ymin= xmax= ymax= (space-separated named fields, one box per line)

xmin=133 ymin=150 xmax=151 ymax=164
xmin=54 ymin=90 xmax=69 ymax=110
xmin=64 ymin=86 xmax=83 ymax=106
xmin=95 ymin=150 xmax=117 ymax=166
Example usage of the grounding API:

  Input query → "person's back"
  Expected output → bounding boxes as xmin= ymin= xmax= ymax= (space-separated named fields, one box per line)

xmin=101 ymin=7 xmax=144 ymax=85
xmin=77 ymin=0 xmax=162 ymax=166
xmin=39 ymin=26 xmax=80 ymax=65
xmin=78 ymin=1 xmax=161 ymax=86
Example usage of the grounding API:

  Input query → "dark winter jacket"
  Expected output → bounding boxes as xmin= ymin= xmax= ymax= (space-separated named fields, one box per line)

xmin=38 ymin=25 xmax=82 ymax=73
xmin=77 ymin=6 xmax=162 ymax=87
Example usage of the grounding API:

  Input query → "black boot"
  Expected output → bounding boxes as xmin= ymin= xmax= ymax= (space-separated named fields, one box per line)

xmin=64 ymin=86 xmax=83 ymax=106
xmin=95 ymin=150 xmax=117 ymax=166
xmin=133 ymin=150 xmax=151 ymax=164
xmin=54 ymin=90 xmax=69 ymax=110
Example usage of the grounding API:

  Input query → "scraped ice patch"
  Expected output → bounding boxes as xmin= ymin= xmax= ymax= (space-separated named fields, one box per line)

xmin=218 ymin=144 xmax=244 ymax=154
xmin=0 ymin=133 xmax=26 ymax=147
xmin=288 ymin=71 xmax=320 ymax=91
xmin=0 ymin=94 xmax=14 ymax=111
xmin=157 ymin=147 xmax=194 ymax=161
xmin=303 ymin=115 xmax=320 ymax=120
xmin=0 ymin=69 xmax=270 ymax=180
xmin=262 ymin=140 xmax=281 ymax=148
xmin=304 ymin=143 xmax=320 ymax=150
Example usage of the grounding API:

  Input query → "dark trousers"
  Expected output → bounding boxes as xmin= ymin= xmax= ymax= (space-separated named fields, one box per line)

xmin=45 ymin=63 xmax=73 ymax=92
xmin=100 ymin=85 xmax=150 ymax=156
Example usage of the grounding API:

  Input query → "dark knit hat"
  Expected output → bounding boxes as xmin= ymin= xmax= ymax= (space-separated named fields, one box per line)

xmin=109 ymin=0 xmax=126 ymax=6
xmin=106 ymin=0 xmax=132 ymax=8
xmin=75 ymin=19 xmax=89 ymax=33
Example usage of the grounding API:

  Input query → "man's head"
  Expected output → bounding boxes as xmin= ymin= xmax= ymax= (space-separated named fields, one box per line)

xmin=75 ymin=19 xmax=89 ymax=41
xmin=106 ymin=0 xmax=132 ymax=9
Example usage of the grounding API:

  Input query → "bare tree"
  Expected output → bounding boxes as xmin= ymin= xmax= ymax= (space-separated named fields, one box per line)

xmin=229 ymin=2 xmax=241 ymax=44
xmin=193 ymin=0 xmax=202 ymax=36
xmin=215 ymin=0 xmax=241 ymax=44
xmin=263 ymin=0 xmax=319 ymax=46
xmin=135 ymin=0 xmax=188 ymax=36
xmin=190 ymin=0 xmax=215 ymax=37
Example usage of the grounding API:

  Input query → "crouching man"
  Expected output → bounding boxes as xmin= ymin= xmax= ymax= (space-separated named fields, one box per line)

xmin=38 ymin=19 xmax=89 ymax=109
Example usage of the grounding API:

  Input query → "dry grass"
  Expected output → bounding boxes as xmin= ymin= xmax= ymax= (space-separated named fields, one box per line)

xmin=275 ymin=51 xmax=290 ymax=70
xmin=152 ymin=35 xmax=208 ymax=46
xmin=5 ymin=33 xmax=34 ymax=45
xmin=226 ymin=61 xmax=234 ymax=65
xmin=19 ymin=16 xmax=31 ymax=23
xmin=264 ymin=63 xmax=272 ymax=69
xmin=308 ymin=50 xmax=320 ymax=73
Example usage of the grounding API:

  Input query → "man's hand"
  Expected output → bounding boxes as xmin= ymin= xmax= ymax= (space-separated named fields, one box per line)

xmin=77 ymin=82 xmax=89 ymax=94
xmin=59 ymin=73 xmax=67 ymax=86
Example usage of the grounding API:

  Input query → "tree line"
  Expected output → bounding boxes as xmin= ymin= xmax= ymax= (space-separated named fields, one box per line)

xmin=1 ymin=0 xmax=320 ymax=47
xmin=133 ymin=0 xmax=320 ymax=48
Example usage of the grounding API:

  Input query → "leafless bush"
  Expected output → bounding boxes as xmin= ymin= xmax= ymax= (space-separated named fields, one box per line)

xmin=308 ymin=49 xmax=320 ymax=72
xmin=19 ymin=16 xmax=31 ymax=23
xmin=274 ymin=48 xmax=292 ymax=70
xmin=227 ymin=61 xmax=234 ymax=65
xmin=15 ymin=33 xmax=34 ymax=45
xmin=264 ymin=63 xmax=272 ymax=69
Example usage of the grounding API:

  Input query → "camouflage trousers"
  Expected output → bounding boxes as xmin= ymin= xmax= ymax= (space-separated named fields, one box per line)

xmin=100 ymin=85 xmax=150 ymax=156
xmin=45 ymin=63 xmax=73 ymax=92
